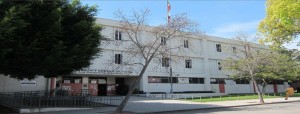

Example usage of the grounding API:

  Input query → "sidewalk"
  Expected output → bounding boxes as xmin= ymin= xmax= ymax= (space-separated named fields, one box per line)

xmin=30 ymin=96 xmax=300 ymax=114
xmin=118 ymin=96 xmax=300 ymax=113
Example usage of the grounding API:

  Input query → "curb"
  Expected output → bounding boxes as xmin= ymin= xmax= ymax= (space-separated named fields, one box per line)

xmin=142 ymin=99 xmax=300 ymax=114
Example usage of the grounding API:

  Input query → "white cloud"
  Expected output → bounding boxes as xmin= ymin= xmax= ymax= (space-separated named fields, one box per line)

xmin=208 ymin=20 xmax=261 ymax=38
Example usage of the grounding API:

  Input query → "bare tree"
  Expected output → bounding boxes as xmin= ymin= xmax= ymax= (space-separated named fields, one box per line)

xmin=222 ymin=32 xmax=266 ymax=104
xmin=113 ymin=9 xmax=202 ymax=113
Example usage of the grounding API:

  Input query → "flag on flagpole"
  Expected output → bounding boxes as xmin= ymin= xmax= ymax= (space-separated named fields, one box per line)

xmin=167 ymin=0 xmax=171 ymax=23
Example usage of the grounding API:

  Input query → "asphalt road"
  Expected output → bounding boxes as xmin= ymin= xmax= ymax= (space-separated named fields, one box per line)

xmin=159 ymin=101 xmax=300 ymax=114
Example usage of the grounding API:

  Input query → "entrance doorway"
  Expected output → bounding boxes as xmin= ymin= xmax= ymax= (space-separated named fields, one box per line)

xmin=98 ymin=84 xmax=107 ymax=96
xmin=116 ymin=78 xmax=127 ymax=95
xmin=219 ymin=83 xmax=225 ymax=93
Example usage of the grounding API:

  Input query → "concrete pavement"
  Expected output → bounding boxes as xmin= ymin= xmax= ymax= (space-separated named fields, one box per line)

xmin=30 ymin=95 xmax=300 ymax=114
xmin=118 ymin=96 xmax=300 ymax=113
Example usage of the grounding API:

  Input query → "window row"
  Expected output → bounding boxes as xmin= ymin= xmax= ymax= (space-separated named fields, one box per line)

xmin=162 ymin=57 xmax=192 ymax=68
xmin=115 ymin=54 xmax=193 ymax=68
xmin=216 ymin=44 xmax=237 ymax=54
xmin=114 ymin=30 xmax=238 ymax=54
xmin=148 ymin=76 xmax=204 ymax=84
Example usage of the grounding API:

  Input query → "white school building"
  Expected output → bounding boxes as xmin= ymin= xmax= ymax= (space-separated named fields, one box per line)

xmin=0 ymin=18 xmax=289 ymax=95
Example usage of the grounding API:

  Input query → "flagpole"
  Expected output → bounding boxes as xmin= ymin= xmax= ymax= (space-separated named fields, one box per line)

xmin=167 ymin=0 xmax=173 ymax=99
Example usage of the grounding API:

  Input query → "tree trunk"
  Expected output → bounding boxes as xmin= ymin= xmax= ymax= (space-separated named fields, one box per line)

xmin=251 ymin=77 xmax=265 ymax=104
xmin=114 ymin=62 xmax=150 ymax=113
xmin=248 ymin=64 xmax=265 ymax=104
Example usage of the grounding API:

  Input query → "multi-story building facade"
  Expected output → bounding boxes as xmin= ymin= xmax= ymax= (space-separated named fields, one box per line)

xmin=58 ymin=18 xmax=288 ymax=96
xmin=0 ymin=18 xmax=288 ymax=95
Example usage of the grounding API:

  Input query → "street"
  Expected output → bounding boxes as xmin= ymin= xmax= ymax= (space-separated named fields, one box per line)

xmin=160 ymin=101 xmax=300 ymax=114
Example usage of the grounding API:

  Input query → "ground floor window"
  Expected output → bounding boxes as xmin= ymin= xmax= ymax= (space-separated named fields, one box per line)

xmin=148 ymin=76 xmax=203 ymax=84
xmin=235 ymin=79 xmax=250 ymax=84
xmin=148 ymin=76 xmax=178 ymax=83
xmin=189 ymin=78 xmax=204 ymax=84
xmin=63 ymin=76 xmax=82 ymax=83
xmin=210 ymin=78 xmax=225 ymax=84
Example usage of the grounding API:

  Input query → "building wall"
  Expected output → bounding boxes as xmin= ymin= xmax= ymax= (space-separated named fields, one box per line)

xmin=0 ymin=18 xmax=285 ymax=95
xmin=0 ymin=74 xmax=48 ymax=92
xmin=70 ymin=18 xmax=277 ymax=94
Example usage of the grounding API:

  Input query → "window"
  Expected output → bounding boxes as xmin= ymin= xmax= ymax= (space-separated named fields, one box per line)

xmin=63 ymin=77 xmax=82 ymax=83
xmin=235 ymin=79 xmax=250 ymax=84
xmin=185 ymin=59 xmax=192 ymax=68
xmin=184 ymin=40 xmax=189 ymax=48
xmin=161 ymin=77 xmax=169 ymax=83
xmin=210 ymin=78 xmax=225 ymax=84
xmin=115 ymin=30 xmax=122 ymax=40
xmin=232 ymin=47 xmax=236 ymax=54
xmin=161 ymin=37 xmax=166 ymax=45
xmin=162 ymin=58 xmax=170 ymax=67
xmin=148 ymin=76 xmax=178 ymax=83
xmin=189 ymin=78 xmax=204 ymax=84
xmin=115 ymin=54 xmax=122 ymax=64
xmin=148 ymin=76 xmax=161 ymax=83
xmin=216 ymin=44 xmax=222 ymax=52
xmin=218 ymin=62 xmax=222 ymax=70
xmin=171 ymin=77 xmax=178 ymax=83
xmin=268 ymin=80 xmax=284 ymax=85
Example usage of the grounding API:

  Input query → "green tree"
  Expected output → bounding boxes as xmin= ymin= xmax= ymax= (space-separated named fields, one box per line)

xmin=0 ymin=0 xmax=103 ymax=79
xmin=222 ymin=33 xmax=299 ymax=103
xmin=258 ymin=0 xmax=300 ymax=47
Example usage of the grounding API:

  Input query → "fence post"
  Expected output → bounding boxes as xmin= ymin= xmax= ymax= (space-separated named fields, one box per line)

xmin=200 ymin=96 xmax=202 ymax=102
xmin=39 ymin=96 xmax=41 ymax=108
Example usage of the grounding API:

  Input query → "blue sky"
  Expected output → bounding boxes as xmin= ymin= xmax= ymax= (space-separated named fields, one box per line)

xmin=80 ymin=0 xmax=299 ymax=49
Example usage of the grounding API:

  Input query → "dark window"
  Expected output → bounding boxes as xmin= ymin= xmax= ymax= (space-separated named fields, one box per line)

xmin=277 ymin=80 xmax=284 ymax=85
xmin=115 ymin=30 xmax=122 ymax=40
xmin=115 ymin=54 xmax=122 ymax=64
xmin=210 ymin=78 xmax=225 ymax=84
xmin=218 ymin=62 xmax=222 ymax=70
xmin=268 ymin=80 xmax=284 ymax=85
xmin=232 ymin=47 xmax=236 ymax=54
xmin=216 ymin=44 xmax=222 ymax=52
xmin=185 ymin=59 xmax=192 ymax=68
xmin=63 ymin=77 xmax=82 ymax=83
xmin=189 ymin=78 xmax=204 ymax=84
xmin=162 ymin=58 xmax=170 ymax=67
xmin=161 ymin=77 xmax=169 ymax=83
xmin=161 ymin=37 xmax=166 ymax=45
xmin=171 ymin=77 xmax=178 ymax=83
xmin=235 ymin=79 xmax=250 ymax=84
xmin=184 ymin=40 xmax=189 ymax=48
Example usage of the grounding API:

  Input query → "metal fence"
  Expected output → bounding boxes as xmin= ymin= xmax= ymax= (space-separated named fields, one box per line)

xmin=0 ymin=90 xmax=124 ymax=109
